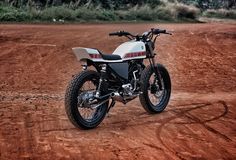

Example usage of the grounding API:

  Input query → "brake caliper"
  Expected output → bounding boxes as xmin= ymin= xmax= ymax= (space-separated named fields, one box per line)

xmin=150 ymin=84 xmax=158 ymax=94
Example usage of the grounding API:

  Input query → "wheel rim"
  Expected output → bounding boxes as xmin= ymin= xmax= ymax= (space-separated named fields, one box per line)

xmin=77 ymin=80 xmax=102 ymax=122
xmin=148 ymin=73 xmax=166 ymax=106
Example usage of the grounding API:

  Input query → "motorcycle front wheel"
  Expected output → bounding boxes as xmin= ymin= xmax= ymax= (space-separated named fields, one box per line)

xmin=139 ymin=64 xmax=171 ymax=113
xmin=65 ymin=70 xmax=108 ymax=129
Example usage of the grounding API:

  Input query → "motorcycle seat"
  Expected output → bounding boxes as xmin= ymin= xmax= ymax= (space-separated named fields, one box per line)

xmin=96 ymin=49 xmax=122 ymax=60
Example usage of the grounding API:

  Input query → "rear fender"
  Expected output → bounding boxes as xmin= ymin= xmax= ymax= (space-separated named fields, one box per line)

xmin=72 ymin=47 xmax=102 ymax=71
xmin=72 ymin=47 xmax=102 ymax=62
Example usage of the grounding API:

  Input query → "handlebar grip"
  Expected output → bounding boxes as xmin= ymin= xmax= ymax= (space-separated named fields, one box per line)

xmin=109 ymin=31 xmax=131 ymax=37
xmin=109 ymin=32 xmax=120 ymax=36
xmin=153 ymin=29 xmax=166 ymax=34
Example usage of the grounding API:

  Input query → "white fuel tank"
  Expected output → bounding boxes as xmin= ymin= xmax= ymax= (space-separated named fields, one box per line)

xmin=113 ymin=41 xmax=146 ymax=60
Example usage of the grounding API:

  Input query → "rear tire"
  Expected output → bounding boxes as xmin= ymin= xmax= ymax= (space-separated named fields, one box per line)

xmin=139 ymin=64 xmax=171 ymax=113
xmin=65 ymin=70 xmax=108 ymax=129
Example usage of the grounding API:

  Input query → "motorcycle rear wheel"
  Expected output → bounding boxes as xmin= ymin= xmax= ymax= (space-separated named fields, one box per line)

xmin=65 ymin=70 xmax=108 ymax=129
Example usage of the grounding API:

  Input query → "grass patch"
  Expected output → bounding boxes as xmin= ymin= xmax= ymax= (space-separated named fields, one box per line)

xmin=203 ymin=9 xmax=236 ymax=19
xmin=40 ymin=6 xmax=76 ymax=21
xmin=0 ymin=2 xmax=202 ymax=23
xmin=115 ymin=5 xmax=174 ymax=21
xmin=75 ymin=7 xmax=99 ymax=20
xmin=0 ymin=5 xmax=31 ymax=21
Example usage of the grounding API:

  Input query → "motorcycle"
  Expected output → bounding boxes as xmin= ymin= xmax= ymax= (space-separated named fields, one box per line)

xmin=65 ymin=28 xmax=172 ymax=129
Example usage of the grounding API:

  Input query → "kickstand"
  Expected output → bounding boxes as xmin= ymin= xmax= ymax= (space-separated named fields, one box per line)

xmin=107 ymin=99 xmax=115 ymax=113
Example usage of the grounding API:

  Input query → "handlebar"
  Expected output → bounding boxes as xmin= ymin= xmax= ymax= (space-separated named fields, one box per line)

xmin=109 ymin=28 xmax=172 ymax=40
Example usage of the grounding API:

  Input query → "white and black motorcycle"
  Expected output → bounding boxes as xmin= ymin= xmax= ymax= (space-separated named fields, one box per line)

xmin=65 ymin=28 xmax=171 ymax=129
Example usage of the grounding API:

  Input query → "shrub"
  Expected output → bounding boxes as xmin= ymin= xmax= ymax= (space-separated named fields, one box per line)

xmin=115 ymin=10 xmax=129 ymax=20
xmin=29 ymin=8 xmax=41 ymax=20
xmin=0 ymin=5 xmax=16 ymax=21
xmin=122 ymin=5 xmax=155 ymax=21
xmin=40 ymin=6 xmax=76 ymax=21
xmin=121 ymin=8 xmax=138 ymax=20
xmin=15 ymin=11 xmax=32 ymax=21
xmin=203 ymin=9 xmax=236 ymax=19
xmin=154 ymin=6 xmax=174 ymax=20
xmin=0 ymin=12 xmax=18 ymax=21
xmin=0 ymin=5 xmax=31 ymax=22
xmin=174 ymin=3 xmax=200 ymax=19
xmin=96 ymin=10 xmax=117 ymax=21
xmin=136 ymin=5 xmax=154 ymax=20
xmin=75 ymin=7 xmax=98 ymax=20
xmin=147 ymin=0 xmax=163 ymax=8
xmin=116 ymin=4 xmax=175 ymax=21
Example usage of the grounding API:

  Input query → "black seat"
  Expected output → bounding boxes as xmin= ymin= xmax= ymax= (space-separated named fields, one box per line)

xmin=96 ymin=49 xmax=121 ymax=60
xmin=101 ymin=54 xmax=121 ymax=60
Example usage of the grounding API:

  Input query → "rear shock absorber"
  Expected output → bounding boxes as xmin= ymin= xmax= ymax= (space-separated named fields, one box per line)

xmin=95 ymin=64 xmax=107 ymax=98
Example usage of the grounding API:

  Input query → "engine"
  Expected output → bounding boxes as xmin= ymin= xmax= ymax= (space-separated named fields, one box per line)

xmin=122 ymin=60 xmax=143 ymax=96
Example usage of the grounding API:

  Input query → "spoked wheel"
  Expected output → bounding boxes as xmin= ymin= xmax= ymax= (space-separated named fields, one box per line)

xmin=139 ymin=64 xmax=171 ymax=113
xmin=65 ymin=70 xmax=108 ymax=129
xmin=148 ymin=73 xmax=165 ymax=106
xmin=77 ymin=80 xmax=102 ymax=122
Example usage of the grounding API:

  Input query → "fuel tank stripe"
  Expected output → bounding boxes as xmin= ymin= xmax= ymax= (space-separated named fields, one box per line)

xmin=124 ymin=51 xmax=146 ymax=58
xmin=88 ymin=51 xmax=146 ymax=59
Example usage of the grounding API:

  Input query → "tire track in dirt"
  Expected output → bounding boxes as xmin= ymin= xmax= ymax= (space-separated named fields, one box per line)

xmin=173 ymin=101 xmax=231 ymax=141
xmin=155 ymin=100 xmax=231 ymax=159
xmin=0 ymin=91 xmax=64 ymax=102
xmin=155 ymin=103 xmax=211 ymax=160
xmin=21 ymin=112 xmax=36 ymax=158
xmin=94 ymin=99 xmax=234 ymax=159
xmin=0 ymin=92 xmax=234 ymax=159
xmin=204 ymin=32 xmax=236 ymax=55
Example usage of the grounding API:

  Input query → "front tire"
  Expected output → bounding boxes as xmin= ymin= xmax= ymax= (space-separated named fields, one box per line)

xmin=65 ymin=70 xmax=108 ymax=129
xmin=139 ymin=64 xmax=171 ymax=113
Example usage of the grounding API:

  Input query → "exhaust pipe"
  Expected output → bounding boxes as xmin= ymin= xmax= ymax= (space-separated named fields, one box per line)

xmin=91 ymin=99 xmax=109 ymax=109
xmin=92 ymin=92 xmax=123 ymax=109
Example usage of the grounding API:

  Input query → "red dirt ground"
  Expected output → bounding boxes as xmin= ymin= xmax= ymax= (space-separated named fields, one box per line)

xmin=0 ymin=23 xmax=236 ymax=159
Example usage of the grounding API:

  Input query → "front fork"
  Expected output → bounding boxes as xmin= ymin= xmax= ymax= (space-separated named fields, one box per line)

xmin=150 ymin=58 xmax=163 ymax=90
xmin=147 ymin=42 xmax=163 ymax=90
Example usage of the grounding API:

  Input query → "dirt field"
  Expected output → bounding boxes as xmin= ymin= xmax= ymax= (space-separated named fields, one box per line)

xmin=0 ymin=23 xmax=236 ymax=159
